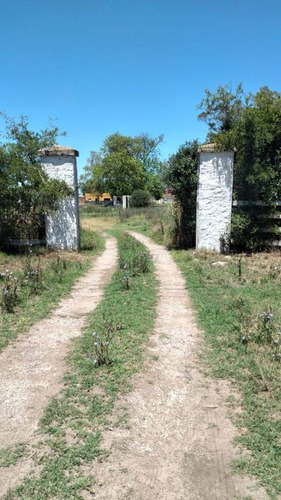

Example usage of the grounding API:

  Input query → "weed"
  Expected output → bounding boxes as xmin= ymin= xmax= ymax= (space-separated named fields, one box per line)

xmin=120 ymin=269 xmax=130 ymax=290
xmin=256 ymin=312 xmax=275 ymax=344
xmin=22 ymin=255 xmax=43 ymax=295
xmin=0 ymin=271 xmax=18 ymax=313
xmin=92 ymin=316 xmax=124 ymax=366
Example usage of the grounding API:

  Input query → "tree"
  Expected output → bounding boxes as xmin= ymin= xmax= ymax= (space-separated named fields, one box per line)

xmin=198 ymin=85 xmax=281 ymax=202
xmin=198 ymin=84 xmax=281 ymax=249
xmin=0 ymin=114 xmax=72 ymax=244
xmin=81 ymin=132 xmax=164 ymax=198
xmin=79 ymin=151 xmax=102 ymax=194
xmin=163 ymin=140 xmax=199 ymax=248
xmin=94 ymin=151 xmax=147 ymax=197
xmin=197 ymin=83 xmax=251 ymax=137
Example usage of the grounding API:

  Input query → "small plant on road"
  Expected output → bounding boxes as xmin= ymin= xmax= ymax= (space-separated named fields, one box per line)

xmin=92 ymin=316 xmax=124 ymax=366
xmin=0 ymin=271 xmax=18 ymax=313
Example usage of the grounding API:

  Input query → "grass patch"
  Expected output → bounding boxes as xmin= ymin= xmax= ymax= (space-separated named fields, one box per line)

xmin=172 ymin=249 xmax=281 ymax=499
xmin=0 ymin=444 xmax=27 ymax=468
xmin=81 ymin=205 xmax=174 ymax=247
xmin=0 ymin=229 xmax=104 ymax=352
xmin=3 ymin=231 xmax=158 ymax=499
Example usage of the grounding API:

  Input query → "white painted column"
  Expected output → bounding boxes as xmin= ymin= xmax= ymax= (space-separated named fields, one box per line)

xmin=122 ymin=195 xmax=130 ymax=209
xmin=39 ymin=146 xmax=80 ymax=250
xmin=196 ymin=144 xmax=234 ymax=252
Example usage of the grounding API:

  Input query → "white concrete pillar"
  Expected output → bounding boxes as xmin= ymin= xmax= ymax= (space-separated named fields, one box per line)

xmin=39 ymin=145 xmax=80 ymax=250
xmin=196 ymin=144 xmax=234 ymax=252
xmin=122 ymin=195 xmax=130 ymax=209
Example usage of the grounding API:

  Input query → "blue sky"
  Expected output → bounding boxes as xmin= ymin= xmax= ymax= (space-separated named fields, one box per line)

xmin=1 ymin=0 xmax=281 ymax=177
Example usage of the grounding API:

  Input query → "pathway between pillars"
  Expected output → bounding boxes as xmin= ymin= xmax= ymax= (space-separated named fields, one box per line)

xmin=92 ymin=232 xmax=268 ymax=500
xmin=0 ymin=235 xmax=118 ymax=496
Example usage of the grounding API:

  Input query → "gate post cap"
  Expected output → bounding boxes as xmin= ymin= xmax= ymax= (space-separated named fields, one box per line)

xmin=38 ymin=145 xmax=79 ymax=157
xmin=197 ymin=143 xmax=237 ymax=153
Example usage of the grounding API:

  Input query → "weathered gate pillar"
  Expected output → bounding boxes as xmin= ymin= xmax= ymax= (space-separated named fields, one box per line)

xmin=196 ymin=144 xmax=234 ymax=252
xmin=39 ymin=145 xmax=80 ymax=250
xmin=122 ymin=195 xmax=130 ymax=209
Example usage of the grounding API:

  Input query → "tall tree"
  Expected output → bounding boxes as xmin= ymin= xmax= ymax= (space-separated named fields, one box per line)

xmin=79 ymin=151 xmax=102 ymax=194
xmin=81 ymin=132 xmax=164 ymax=198
xmin=197 ymin=83 xmax=251 ymax=138
xmin=94 ymin=151 xmax=147 ymax=197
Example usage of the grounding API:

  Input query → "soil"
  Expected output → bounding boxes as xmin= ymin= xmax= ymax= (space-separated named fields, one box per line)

xmin=0 ymin=231 xmax=270 ymax=499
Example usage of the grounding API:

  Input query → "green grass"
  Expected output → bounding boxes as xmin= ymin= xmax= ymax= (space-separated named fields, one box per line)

xmin=172 ymin=249 xmax=281 ymax=499
xmin=80 ymin=204 xmax=173 ymax=246
xmin=0 ymin=229 xmax=104 ymax=352
xmin=3 ymin=231 xmax=158 ymax=499
xmin=0 ymin=444 xmax=27 ymax=468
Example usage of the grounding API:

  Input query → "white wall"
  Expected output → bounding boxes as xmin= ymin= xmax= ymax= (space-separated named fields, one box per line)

xmin=40 ymin=151 xmax=80 ymax=250
xmin=196 ymin=151 xmax=234 ymax=251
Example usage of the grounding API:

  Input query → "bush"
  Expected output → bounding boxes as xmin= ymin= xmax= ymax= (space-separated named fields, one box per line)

xmin=230 ymin=206 xmax=279 ymax=252
xmin=130 ymin=190 xmax=152 ymax=208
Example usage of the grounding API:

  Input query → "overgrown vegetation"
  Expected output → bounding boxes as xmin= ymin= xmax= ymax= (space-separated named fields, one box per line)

xmin=2 ymin=231 xmax=158 ymax=499
xmin=163 ymin=140 xmax=198 ymax=248
xmin=0 ymin=114 xmax=72 ymax=246
xmin=173 ymin=249 xmax=281 ymax=498
xmin=113 ymin=206 xmax=178 ymax=248
xmin=0 ymin=229 xmax=103 ymax=352
xmin=198 ymin=84 xmax=281 ymax=250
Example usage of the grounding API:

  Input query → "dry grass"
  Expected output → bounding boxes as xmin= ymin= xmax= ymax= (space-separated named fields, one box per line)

xmin=81 ymin=217 xmax=118 ymax=232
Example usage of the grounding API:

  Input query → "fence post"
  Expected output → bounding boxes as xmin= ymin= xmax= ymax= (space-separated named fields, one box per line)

xmin=122 ymin=195 xmax=130 ymax=209
xmin=196 ymin=144 xmax=234 ymax=252
xmin=39 ymin=145 xmax=80 ymax=250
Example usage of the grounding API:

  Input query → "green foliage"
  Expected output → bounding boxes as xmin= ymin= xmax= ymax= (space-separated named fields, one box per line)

xmin=197 ymin=83 xmax=250 ymax=136
xmin=79 ymin=151 xmax=102 ymax=194
xmin=80 ymin=132 xmax=164 ymax=198
xmin=0 ymin=114 xmax=72 ymax=246
xmin=229 ymin=206 xmax=278 ymax=252
xmin=80 ymin=228 xmax=102 ymax=251
xmin=130 ymin=189 xmax=152 ymax=208
xmin=198 ymin=84 xmax=281 ymax=250
xmin=96 ymin=151 xmax=146 ymax=196
xmin=163 ymin=140 xmax=198 ymax=248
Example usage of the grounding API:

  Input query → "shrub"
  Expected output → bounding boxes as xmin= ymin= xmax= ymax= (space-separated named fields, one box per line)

xmin=130 ymin=190 xmax=152 ymax=208
xmin=230 ymin=206 xmax=279 ymax=252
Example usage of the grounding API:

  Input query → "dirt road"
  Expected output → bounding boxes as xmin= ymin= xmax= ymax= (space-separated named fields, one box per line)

xmin=0 ymin=232 xmax=269 ymax=499
xmin=0 ymin=235 xmax=117 ymax=496
xmin=92 ymin=232 xmax=268 ymax=500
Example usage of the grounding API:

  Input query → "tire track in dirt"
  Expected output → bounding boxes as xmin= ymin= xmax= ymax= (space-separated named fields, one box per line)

xmin=0 ymin=235 xmax=117 ymax=497
xmin=92 ymin=232 xmax=268 ymax=500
